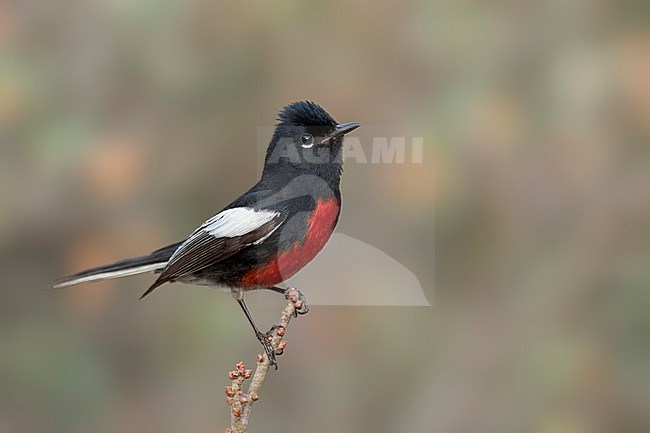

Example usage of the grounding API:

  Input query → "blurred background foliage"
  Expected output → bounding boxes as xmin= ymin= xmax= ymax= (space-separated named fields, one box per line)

xmin=1 ymin=1 xmax=649 ymax=432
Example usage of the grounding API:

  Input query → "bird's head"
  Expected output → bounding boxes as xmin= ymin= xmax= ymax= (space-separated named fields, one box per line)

xmin=263 ymin=101 xmax=359 ymax=180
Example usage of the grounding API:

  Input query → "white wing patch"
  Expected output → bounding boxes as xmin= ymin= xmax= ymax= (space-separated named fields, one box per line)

xmin=202 ymin=207 xmax=280 ymax=237
xmin=164 ymin=207 xmax=281 ymax=267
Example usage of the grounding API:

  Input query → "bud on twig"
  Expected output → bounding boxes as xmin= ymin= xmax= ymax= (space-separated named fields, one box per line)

xmin=225 ymin=288 xmax=309 ymax=432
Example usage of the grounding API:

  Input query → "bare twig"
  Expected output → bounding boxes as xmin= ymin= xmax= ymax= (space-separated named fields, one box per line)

xmin=225 ymin=288 xmax=306 ymax=433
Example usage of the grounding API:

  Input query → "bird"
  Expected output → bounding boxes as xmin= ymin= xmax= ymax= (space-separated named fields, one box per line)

xmin=54 ymin=101 xmax=360 ymax=365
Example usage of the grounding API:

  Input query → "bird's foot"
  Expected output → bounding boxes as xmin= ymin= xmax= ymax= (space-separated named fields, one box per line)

xmin=285 ymin=287 xmax=309 ymax=316
xmin=256 ymin=329 xmax=277 ymax=368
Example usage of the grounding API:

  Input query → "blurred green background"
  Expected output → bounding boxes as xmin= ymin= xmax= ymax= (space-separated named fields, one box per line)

xmin=1 ymin=1 xmax=649 ymax=432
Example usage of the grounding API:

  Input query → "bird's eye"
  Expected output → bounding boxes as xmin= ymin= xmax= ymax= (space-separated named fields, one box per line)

xmin=301 ymin=134 xmax=314 ymax=148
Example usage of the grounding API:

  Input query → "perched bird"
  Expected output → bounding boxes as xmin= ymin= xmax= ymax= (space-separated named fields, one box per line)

xmin=54 ymin=101 xmax=360 ymax=365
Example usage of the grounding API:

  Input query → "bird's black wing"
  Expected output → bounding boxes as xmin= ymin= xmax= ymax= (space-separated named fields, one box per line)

xmin=140 ymin=206 xmax=284 ymax=298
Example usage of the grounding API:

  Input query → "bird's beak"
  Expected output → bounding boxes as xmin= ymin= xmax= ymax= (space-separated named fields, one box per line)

xmin=320 ymin=122 xmax=361 ymax=145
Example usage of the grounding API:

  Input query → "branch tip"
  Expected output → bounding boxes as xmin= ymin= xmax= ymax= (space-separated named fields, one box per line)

xmin=226 ymin=288 xmax=309 ymax=432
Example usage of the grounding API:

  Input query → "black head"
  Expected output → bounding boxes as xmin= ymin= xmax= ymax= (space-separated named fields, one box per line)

xmin=278 ymin=100 xmax=337 ymax=127
xmin=262 ymin=101 xmax=360 ymax=184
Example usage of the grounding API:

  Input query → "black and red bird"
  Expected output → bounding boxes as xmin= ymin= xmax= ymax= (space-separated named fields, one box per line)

xmin=54 ymin=101 xmax=359 ymax=365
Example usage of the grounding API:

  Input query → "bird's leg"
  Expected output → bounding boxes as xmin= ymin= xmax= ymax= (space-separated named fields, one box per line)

xmin=236 ymin=295 xmax=277 ymax=368
xmin=267 ymin=286 xmax=310 ymax=316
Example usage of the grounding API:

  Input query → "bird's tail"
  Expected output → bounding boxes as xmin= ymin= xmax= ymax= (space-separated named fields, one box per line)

xmin=53 ymin=242 xmax=181 ymax=289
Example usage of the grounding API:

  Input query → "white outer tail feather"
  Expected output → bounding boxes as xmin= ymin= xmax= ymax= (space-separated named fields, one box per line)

xmin=53 ymin=262 xmax=167 ymax=289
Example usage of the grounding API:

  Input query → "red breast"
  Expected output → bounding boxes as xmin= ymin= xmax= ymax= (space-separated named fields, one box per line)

xmin=239 ymin=198 xmax=339 ymax=286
